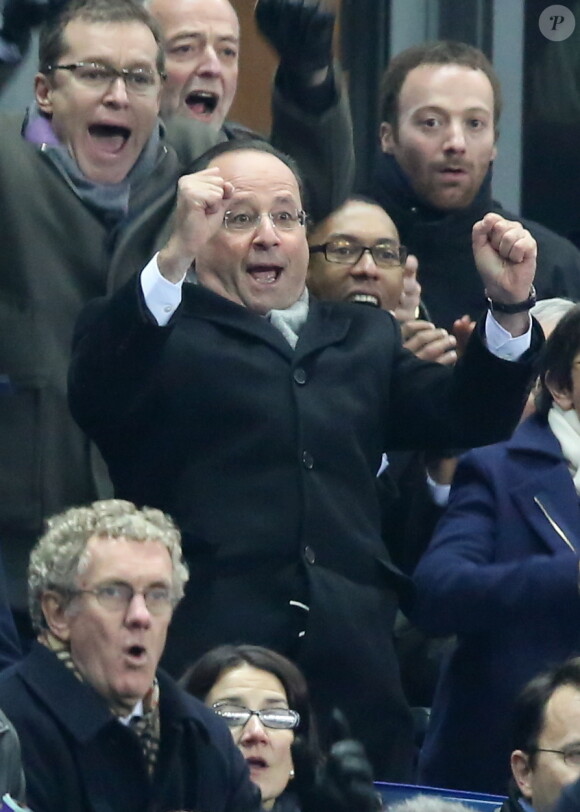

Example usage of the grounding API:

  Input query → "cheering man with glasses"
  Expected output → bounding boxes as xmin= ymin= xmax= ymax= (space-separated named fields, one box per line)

xmin=44 ymin=61 xmax=165 ymax=94
xmin=0 ymin=498 xmax=263 ymax=812
xmin=70 ymin=138 xmax=543 ymax=781
xmin=0 ymin=0 xmax=221 ymax=643
xmin=307 ymin=196 xmax=460 ymax=365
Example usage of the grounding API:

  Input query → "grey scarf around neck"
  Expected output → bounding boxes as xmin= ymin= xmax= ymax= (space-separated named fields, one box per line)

xmin=24 ymin=104 xmax=163 ymax=223
xmin=188 ymin=269 xmax=310 ymax=350
xmin=267 ymin=287 xmax=309 ymax=349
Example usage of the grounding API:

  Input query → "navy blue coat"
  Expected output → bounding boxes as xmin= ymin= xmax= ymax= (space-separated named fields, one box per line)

xmin=0 ymin=643 xmax=261 ymax=812
xmin=413 ymin=414 xmax=580 ymax=795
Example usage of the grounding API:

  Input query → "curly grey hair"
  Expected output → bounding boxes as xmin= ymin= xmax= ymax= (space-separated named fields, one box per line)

xmin=29 ymin=499 xmax=189 ymax=632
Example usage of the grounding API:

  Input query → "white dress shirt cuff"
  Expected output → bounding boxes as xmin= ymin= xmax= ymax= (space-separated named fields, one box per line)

xmin=484 ymin=311 xmax=532 ymax=361
xmin=426 ymin=473 xmax=451 ymax=507
xmin=141 ymin=253 xmax=185 ymax=326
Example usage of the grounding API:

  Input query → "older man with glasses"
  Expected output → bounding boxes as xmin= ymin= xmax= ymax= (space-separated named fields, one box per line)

xmin=0 ymin=499 xmax=263 ymax=812
xmin=69 ymin=138 xmax=544 ymax=781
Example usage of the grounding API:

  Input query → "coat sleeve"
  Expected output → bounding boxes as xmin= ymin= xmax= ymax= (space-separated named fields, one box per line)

xmin=383 ymin=317 xmax=544 ymax=452
xmin=269 ymin=64 xmax=354 ymax=223
xmin=68 ymin=274 xmax=176 ymax=460
xmin=411 ymin=450 xmax=580 ymax=636
xmin=0 ymin=710 xmax=26 ymax=805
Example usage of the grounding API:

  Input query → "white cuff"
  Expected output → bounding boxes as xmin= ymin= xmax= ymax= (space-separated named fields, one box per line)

xmin=140 ymin=253 xmax=184 ymax=326
xmin=426 ymin=473 xmax=451 ymax=507
xmin=484 ymin=311 xmax=532 ymax=361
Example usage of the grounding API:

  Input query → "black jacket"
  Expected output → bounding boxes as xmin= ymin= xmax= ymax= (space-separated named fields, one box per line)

xmin=68 ymin=275 xmax=542 ymax=780
xmin=367 ymin=153 xmax=580 ymax=331
xmin=0 ymin=643 xmax=261 ymax=812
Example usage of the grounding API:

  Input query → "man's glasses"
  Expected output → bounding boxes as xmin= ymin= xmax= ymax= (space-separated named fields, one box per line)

xmin=72 ymin=582 xmax=174 ymax=615
xmin=223 ymin=208 xmax=307 ymax=232
xmin=309 ymin=238 xmax=407 ymax=269
xmin=211 ymin=702 xmax=300 ymax=729
xmin=533 ymin=747 xmax=580 ymax=767
xmin=46 ymin=62 xmax=164 ymax=96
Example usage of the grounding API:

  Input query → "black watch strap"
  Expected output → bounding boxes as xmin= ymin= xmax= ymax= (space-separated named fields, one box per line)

xmin=486 ymin=285 xmax=537 ymax=314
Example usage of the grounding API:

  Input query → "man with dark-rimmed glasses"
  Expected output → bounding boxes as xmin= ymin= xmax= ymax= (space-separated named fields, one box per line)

xmin=307 ymin=195 xmax=458 ymax=367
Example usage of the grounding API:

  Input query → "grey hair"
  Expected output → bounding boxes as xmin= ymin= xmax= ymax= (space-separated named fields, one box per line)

xmin=387 ymin=797 xmax=477 ymax=812
xmin=530 ymin=297 xmax=576 ymax=328
xmin=29 ymin=499 xmax=189 ymax=632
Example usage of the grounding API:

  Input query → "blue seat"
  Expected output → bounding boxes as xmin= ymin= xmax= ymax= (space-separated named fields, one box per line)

xmin=375 ymin=782 xmax=506 ymax=810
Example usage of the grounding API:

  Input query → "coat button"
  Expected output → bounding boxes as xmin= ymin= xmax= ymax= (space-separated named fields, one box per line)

xmin=293 ymin=368 xmax=307 ymax=385
xmin=304 ymin=546 xmax=316 ymax=565
xmin=302 ymin=451 xmax=314 ymax=469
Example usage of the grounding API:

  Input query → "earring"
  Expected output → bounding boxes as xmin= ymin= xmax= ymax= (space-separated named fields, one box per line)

xmin=289 ymin=769 xmax=295 ymax=778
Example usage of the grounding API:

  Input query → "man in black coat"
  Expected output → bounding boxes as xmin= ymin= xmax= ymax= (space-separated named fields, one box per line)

xmin=69 ymin=139 xmax=543 ymax=781
xmin=369 ymin=41 xmax=580 ymax=333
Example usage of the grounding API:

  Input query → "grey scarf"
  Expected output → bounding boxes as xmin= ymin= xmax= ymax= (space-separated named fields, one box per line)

xmin=24 ymin=104 xmax=164 ymax=222
xmin=267 ymin=287 xmax=310 ymax=349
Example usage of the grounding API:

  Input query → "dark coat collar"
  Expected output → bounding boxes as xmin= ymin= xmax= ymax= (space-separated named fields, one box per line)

xmin=366 ymin=151 xmax=497 ymax=235
xmin=181 ymin=282 xmax=353 ymax=362
xmin=506 ymin=412 xmax=567 ymax=460
xmin=15 ymin=642 xmax=210 ymax=745
xmin=504 ymin=414 xmax=580 ymax=554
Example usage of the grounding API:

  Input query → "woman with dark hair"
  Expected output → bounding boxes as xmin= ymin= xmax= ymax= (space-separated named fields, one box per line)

xmin=412 ymin=303 xmax=580 ymax=795
xmin=181 ymin=644 xmax=379 ymax=812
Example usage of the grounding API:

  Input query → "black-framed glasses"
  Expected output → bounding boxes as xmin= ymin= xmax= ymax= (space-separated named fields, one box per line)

xmin=211 ymin=702 xmax=300 ymax=730
xmin=533 ymin=747 xmax=580 ymax=767
xmin=46 ymin=62 xmax=164 ymax=95
xmin=309 ymin=238 xmax=407 ymax=269
xmin=72 ymin=582 xmax=174 ymax=615
xmin=223 ymin=209 xmax=307 ymax=232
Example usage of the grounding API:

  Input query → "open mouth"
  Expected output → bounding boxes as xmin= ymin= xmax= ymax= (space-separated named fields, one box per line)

xmin=349 ymin=293 xmax=380 ymax=307
xmin=246 ymin=757 xmax=268 ymax=770
xmin=88 ymin=123 xmax=131 ymax=154
xmin=247 ymin=266 xmax=282 ymax=285
xmin=125 ymin=644 xmax=146 ymax=663
xmin=185 ymin=90 xmax=219 ymax=118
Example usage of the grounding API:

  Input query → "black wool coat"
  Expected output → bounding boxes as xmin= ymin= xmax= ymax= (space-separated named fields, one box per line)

xmin=0 ymin=643 xmax=261 ymax=812
xmin=68 ymin=275 xmax=542 ymax=780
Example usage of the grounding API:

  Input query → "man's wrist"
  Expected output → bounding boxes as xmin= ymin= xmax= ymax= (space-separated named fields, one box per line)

xmin=485 ymin=284 xmax=536 ymax=314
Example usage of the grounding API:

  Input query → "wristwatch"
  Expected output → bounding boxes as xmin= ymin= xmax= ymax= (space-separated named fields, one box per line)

xmin=485 ymin=285 xmax=537 ymax=314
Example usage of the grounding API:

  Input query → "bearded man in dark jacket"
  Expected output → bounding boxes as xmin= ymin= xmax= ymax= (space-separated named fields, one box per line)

xmin=368 ymin=40 xmax=580 ymax=334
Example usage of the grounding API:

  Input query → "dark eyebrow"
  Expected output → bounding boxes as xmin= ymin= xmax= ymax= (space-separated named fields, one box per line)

xmin=414 ymin=104 xmax=492 ymax=116
xmin=214 ymin=696 xmax=289 ymax=707
xmin=328 ymin=233 xmax=399 ymax=245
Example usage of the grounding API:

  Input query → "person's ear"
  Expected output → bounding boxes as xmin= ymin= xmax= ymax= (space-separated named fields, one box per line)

xmin=546 ymin=373 xmax=574 ymax=411
xmin=511 ymin=750 xmax=534 ymax=800
xmin=41 ymin=590 xmax=72 ymax=642
xmin=380 ymin=122 xmax=396 ymax=154
xmin=35 ymin=72 xmax=55 ymax=116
